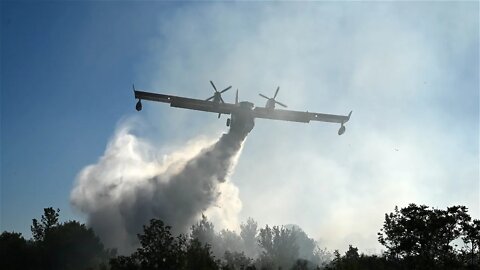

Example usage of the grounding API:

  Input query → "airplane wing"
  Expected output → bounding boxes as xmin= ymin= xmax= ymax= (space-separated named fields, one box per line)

xmin=253 ymin=107 xmax=352 ymax=124
xmin=134 ymin=90 xmax=237 ymax=115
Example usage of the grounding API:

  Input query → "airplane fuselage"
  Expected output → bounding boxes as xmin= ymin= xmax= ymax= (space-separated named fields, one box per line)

xmin=229 ymin=101 xmax=255 ymax=137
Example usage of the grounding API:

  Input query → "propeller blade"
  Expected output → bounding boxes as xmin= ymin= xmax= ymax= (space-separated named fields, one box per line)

xmin=274 ymin=86 xmax=280 ymax=98
xmin=220 ymin=96 xmax=225 ymax=103
xmin=275 ymin=100 xmax=287 ymax=108
xmin=210 ymin=80 xmax=218 ymax=92
xmin=218 ymin=113 xmax=221 ymax=118
xmin=235 ymin=89 xmax=238 ymax=104
xmin=206 ymin=95 xmax=215 ymax=101
xmin=220 ymin=86 xmax=232 ymax=93
xmin=259 ymin=93 xmax=270 ymax=100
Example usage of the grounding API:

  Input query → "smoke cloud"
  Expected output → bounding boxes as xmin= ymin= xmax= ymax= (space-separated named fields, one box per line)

xmin=70 ymin=118 xmax=248 ymax=254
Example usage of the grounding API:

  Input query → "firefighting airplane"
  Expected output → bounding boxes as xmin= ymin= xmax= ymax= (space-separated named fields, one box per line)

xmin=133 ymin=81 xmax=352 ymax=135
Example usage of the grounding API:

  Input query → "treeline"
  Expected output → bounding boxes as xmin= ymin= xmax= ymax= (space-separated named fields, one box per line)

xmin=1 ymin=204 xmax=479 ymax=270
xmin=1 ymin=207 xmax=113 ymax=270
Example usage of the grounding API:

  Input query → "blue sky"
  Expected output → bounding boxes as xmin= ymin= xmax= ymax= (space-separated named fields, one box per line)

xmin=1 ymin=1 xmax=161 ymax=232
xmin=1 ymin=1 xmax=479 ymax=252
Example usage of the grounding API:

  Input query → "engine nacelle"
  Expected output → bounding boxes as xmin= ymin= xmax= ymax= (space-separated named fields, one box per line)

xmin=136 ymin=100 xmax=142 ymax=111
xmin=338 ymin=124 xmax=346 ymax=135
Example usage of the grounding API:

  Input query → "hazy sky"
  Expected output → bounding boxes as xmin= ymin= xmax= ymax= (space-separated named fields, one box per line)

xmin=1 ymin=1 xmax=478 ymax=253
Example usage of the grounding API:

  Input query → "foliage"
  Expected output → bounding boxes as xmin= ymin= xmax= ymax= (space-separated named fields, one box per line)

xmin=0 ymin=232 xmax=37 ymax=270
xmin=223 ymin=250 xmax=253 ymax=270
xmin=2 ymin=203 xmax=478 ymax=270
xmin=378 ymin=204 xmax=479 ymax=269
xmin=136 ymin=219 xmax=187 ymax=269
xmin=110 ymin=218 xmax=220 ymax=270
xmin=191 ymin=214 xmax=217 ymax=248
xmin=326 ymin=247 xmax=394 ymax=270
xmin=31 ymin=207 xmax=60 ymax=242
xmin=42 ymin=220 xmax=113 ymax=269
xmin=186 ymin=238 xmax=220 ymax=270
xmin=257 ymin=225 xmax=299 ymax=269
xmin=1 ymin=207 xmax=112 ymax=270
xmin=461 ymin=219 xmax=480 ymax=266
xmin=241 ymin=217 xmax=259 ymax=258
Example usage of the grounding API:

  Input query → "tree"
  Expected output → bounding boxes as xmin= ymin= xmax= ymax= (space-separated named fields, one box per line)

xmin=42 ymin=221 xmax=112 ymax=270
xmin=30 ymin=208 xmax=112 ymax=270
xmin=240 ymin=218 xmax=259 ymax=258
xmin=31 ymin=207 xmax=60 ymax=242
xmin=378 ymin=204 xmax=476 ymax=268
xmin=191 ymin=214 xmax=216 ymax=246
xmin=135 ymin=219 xmax=188 ymax=269
xmin=110 ymin=255 xmax=139 ymax=270
xmin=219 ymin=229 xmax=244 ymax=254
xmin=1 ymin=207 xmax=111 ymax=270
xmin=0 ymin=232 xmax=36 ymax=270
xmin=344 ymin=245 xmax=359 ymax=260
xmin=461 ymin=219 xmax=480 ymax=267
xmin=191 ymin=214 xmax=219 ymax=252
xmin=257 ymin=225 xmax=299 ymax=269
xmin=325 ymin=245 xmax=394 ymax=270
xmin=288 ymin=225 xmax=330 ymax=267
xmin=110 ymin=218 xmax=220 ymax=270
xmin=223 ymin=250 xmax=253 ymax=270
xmin=185 ymin=238 xmax=219 ymax=270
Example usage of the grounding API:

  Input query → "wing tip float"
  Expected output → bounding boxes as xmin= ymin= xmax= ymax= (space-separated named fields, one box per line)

xmin=132 ymin=83 xmax=352 ymax=135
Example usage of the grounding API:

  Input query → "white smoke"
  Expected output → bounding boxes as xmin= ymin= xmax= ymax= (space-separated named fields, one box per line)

xmin=70 ymin=118 xmax=245 ymax=254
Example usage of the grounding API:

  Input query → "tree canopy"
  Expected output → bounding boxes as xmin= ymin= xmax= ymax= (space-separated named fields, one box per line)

xmin=1 ymin=204 xmax=478 ymax=270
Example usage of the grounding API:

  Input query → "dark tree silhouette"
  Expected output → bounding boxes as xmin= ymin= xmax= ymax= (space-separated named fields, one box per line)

xmin=185 ymin=238 xmax=219 ymax=270
xmin=110 ymin=255 xmax=139 ymax=270
xmin=325 ymin=245 xmax=394 ymax=270
xmin=32 ymin=208 xmax=112 ymax=270
xmin=110 ymin=218 xmax=220 ymax=270
xmin=378 ymin=204 xmax=479 ymax=269
xmin=3 ymin=203 xmax=478 ymax=270
xmin=126 ymin=219 xmax=187 ymax=269
xmin=42 ymin=221 xmax=112 ymax=270
xmin=461 ymin=218 xmax=480 ymax=267
xmin=344 ymin=245 xmax=359 ymax=260
xmin=2 ymin=207 xmax=112 ymax=270
xmin=0 ymin=232 xmax=37 ymax=270
xmin=223 ymin=250 xmax=253 ymax=270
xmin=31 ymin=207 xmax=60 ymax=242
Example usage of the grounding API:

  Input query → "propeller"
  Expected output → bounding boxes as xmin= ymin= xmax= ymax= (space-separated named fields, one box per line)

xmin=205 ymin=81 xmax=232 ymax=118
xmin=206 ymin=80 xmax=232 ymax=103
xmin=259 ymin=86 xmax=288 ymax=108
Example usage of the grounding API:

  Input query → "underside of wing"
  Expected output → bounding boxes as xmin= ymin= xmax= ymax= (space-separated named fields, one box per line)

xmin=253 ymin=107 xmax=352 ymax=124
xmin=253 ymin=107 xmax=311 ymax=123
xmin=135 ymin=90 xmax=173 ymax=103
xmin=310 ymin=112 xmax=351 ymax=124
xmin=170 ymin=96 xmax=236 ymax=114
xmin=134 ymin=90 xmax=236 ymax=114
